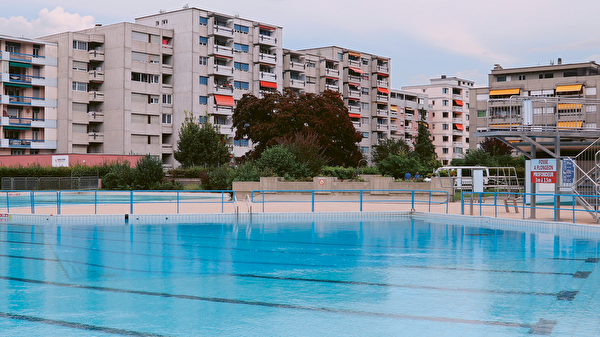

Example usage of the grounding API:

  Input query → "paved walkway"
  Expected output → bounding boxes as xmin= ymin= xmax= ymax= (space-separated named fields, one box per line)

xmin=5 ymin=192 xmax=599 ymax=226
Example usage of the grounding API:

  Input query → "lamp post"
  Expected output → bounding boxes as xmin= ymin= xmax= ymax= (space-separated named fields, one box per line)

xmin=357 ymin=158 xmax=368 ymax=177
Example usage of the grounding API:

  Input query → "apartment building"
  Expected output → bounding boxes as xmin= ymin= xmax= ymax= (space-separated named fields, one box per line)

xmin=469 ymin=61 xmax=600 ymax=157
xmin=389 ymin=89 xmax=428 ymax=148
xmin=403 ymin=76 xmax=474 ymax=165
xmin=0 ymin=35 xmax=58 ymax=155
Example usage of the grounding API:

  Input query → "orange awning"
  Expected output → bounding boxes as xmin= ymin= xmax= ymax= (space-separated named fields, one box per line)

xmin=325 ymin=76 xmax=338 ymax=80
xmin=260 ymin=81 xmax=277 ymax=89
xmin=348 ymin=67 xmax=364 ymax=74
xmin=377 ymin=72 xmax=389 ymax=77
xmin=556 ymin=84 xmax=582 ymax=93
xmin=348 ymin=97 xmax=360 ymax=101
xmin=348 ymin=113 xmax=361 ymax=118
xmin=215 ymin=54 xmax=233 ymax=59
xmin=454 ymin=100 xmax=463 ymax=106
xmin=489 ymin=88 xmax=520 ymax=96
xmin=259 ymin=25 xmax=275 ymax=30
xmin=348 ymin=82 xmax=360 ymax=87
xmin=390 ymin=105 xmax=398 ymax=112
xmin=214 ymin=94 xmax=234 ymax=107
xmin=377 ymin=87 xmax=389 ymax=94
xmin=348 ymin=52 xmax=361 ymax=58
xmin=454 ymin=123 xmax=464 ymax=130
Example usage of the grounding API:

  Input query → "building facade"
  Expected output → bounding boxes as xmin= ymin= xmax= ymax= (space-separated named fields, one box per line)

xmin=403 ymin=76 xmax=474 ymax=166
xmin=0 ymin=35 xmax=58 ymax=155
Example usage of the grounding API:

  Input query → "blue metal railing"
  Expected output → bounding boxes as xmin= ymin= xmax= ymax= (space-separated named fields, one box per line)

xmin=461 ymin=191 xmax=599 ymax=223
xmin=0 ymin=190 xmax=235 ymax=215
xmin=250 ymin=189 xmax=449 ymax=213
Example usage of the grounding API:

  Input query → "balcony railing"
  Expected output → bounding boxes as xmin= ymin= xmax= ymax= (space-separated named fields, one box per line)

xmin=453 ymin=142 xmax=464 ymax=148
xmin=214 ymin=106 xmax=234 ymax=115
xmin=376 ymin=94 xmax=389 ymax=102
xmin=377 ymin=65 xmax=389 ymax=73
xmin=7 ymin=138 xmax=43 ymax=147
xmin=258 ymin=34 xmax=277 ymax=46
xmin=288 ymin=79 xmax=305 ymax=88
xmin=89 ymin=91 xmax=104 ymax=102
xmin=374 ymin=124 xmax=389 ymax=131
xmin=348 ymin=74 xmax=361 ymax=82
xmin=348 ymin=59 xmax=361 ymax=67
xmin=288 ymin=61 xmax=305 ymax=71
xmin=88 ymin=132 xmax=104 ymax=143
xmin=325 ymin=68 xmax=339 ymax=76
xmin=347 ymin=90 xmax=361 ymax=98
xmin=7 ymin=73 xmax=39 ymax=84
xmin=89 ymin=50 xmax=105 ymax=61
xmin=390 ymin=124 xmax=399 ymax=131
xmin=88 ymin=111 xmax=104 ymax=123
xmin=453 ymin=106 xmax=463 ymax=112
xmin=7 ymin=95 xmax=44 ymax=105
xmin=214 ymin=65 xmax=234 ymax=76
xmin=9 ymin=52 xmax=33 ymax=63
xmin=452 ymin=118 xmax=463 ymax=124
xmin=376 ymin=80 xmax=389 ymax=87
xmin=88 ymin=71 xmax=104 ymax=82
xmin=6 ymin=117 xmax=44 ymax=126
xmin=214 ymin=84 xmax=234 ymax=94
xmin=453 ymin=129 xmax=463 ymax=135
xmin=260 ymin=72 xmax=277 ymax=81
xmin=214 ymin=45 xmax=234 ymax=57
xmin=259 ymin=53 xmax=277 ymax=63
xmin=325 ymin=84 xmax=339 ymax=91
xmin=376 ymin=109 xmax=389 ymax=116
xmin=352 ymin=121 xmax=361 ymax=128
xmin=214 ymin=25 xmax=234 ymax=37
xmin=391 ymin=111 xmax=398 ymax=118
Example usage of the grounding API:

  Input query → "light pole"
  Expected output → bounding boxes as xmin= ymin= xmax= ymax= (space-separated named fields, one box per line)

xmin=357 ymin=158 xmax=368 ymax=177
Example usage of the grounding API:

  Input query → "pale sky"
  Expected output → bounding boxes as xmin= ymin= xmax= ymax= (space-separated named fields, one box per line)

xmin=3 ymin=0 xmax=600 ymax=87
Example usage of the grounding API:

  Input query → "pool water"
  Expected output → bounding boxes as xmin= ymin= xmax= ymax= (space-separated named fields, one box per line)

xmin=0 ymin=216 xmax=599 ymax=336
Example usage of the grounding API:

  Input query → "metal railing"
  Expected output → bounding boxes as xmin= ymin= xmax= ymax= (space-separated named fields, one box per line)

xmin=0 ymin=190 xmax=235 ymax=215
xmin=250 ymin=189 xmax=449 ymax=213
xmin=461 ymin=191 xmax=600 ymax=223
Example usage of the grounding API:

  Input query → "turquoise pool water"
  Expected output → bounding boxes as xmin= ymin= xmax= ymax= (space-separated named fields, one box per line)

xmin=0 ymin=215 xmax=599 ymax=336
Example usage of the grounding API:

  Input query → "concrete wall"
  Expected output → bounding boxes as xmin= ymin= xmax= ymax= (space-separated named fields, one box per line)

xmin=0 ymin=154 xmax=145 ymax=167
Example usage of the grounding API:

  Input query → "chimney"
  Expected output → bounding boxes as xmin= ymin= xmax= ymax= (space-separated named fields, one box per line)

xmin=558 ymin=58 xmax=562 ymax=65
xmin=441 ymin=75 xmax=446 ymax=79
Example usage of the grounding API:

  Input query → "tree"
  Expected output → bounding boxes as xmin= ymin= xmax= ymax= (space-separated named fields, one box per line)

xmin=371 ymin=138 xmax=410 ymax=164
xmin=377 ymin=154 xmax=422 ymax=179
xmin=479 ymin=137 xmax=513 ymax=157
xmin=413 ymin=109 xmax=438 ymax=172
xmin=174 ymin=111 xmax=231 ymax=168
xmin=132 ymin=154 xmax=165 ymax=189
xmin=233 ymin=89 xmax=363 ymax=167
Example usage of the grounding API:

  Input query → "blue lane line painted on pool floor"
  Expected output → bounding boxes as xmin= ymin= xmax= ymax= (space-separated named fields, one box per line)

xmin=0 ymin=276 xmax=557 ymax=335
xmin=0 ymin=311 xmax=166 ymax=337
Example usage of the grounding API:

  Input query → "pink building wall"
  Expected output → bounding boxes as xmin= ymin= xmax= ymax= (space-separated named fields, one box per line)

xmin=0 ymin=154 xmax=147 ymax=168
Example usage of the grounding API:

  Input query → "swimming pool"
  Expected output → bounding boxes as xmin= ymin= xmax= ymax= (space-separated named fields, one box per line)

xmin=0 ymin=213 xmax=598 ymax=336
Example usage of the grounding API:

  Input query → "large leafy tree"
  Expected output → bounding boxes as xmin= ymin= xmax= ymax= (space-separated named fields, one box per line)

xmin=233 ymin=89 xmax=363 ymax=167
xmin=174 ymin=111 xmax=231 ymax=167
xmin=371 ymin=138 xmax=410 ymax=164
xmin=479 ymin=137 xmax=513 ymax=157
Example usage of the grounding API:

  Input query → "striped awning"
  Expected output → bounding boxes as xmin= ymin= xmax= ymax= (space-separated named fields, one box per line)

xmin=558 ymin=121 xmax=583 ymax=128
xmin=557 ymin=103 xmax=583 ymax=110
xmin=556 ymin=84 xmax=583 ymax=93
xmin=390 ymin=105 xmax=398 ymax=112
xmin=489 ymin=88 xmax=520 ymax=96
xmin=348 ymin=52 xmax=361 ymax=58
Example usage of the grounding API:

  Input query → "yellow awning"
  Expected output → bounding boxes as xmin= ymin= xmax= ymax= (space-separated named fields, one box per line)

xmin=558 ymin=121 xmax=583 ymax=128
xmin=489 ymin=88 xmax=520 ymax=96
xmin=390 ymin=105 xmax=398 ymax=112
xmin=557 ymin=103 xmax=583 ymax=110
xmin=490 ymin=123 xmax=520 ymax=128
xmin=555 ymin=84 xmax=582 ymax=93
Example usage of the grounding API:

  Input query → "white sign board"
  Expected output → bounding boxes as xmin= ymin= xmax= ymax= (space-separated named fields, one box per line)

xmin=52 ymin=155 xmax=69 ymax=167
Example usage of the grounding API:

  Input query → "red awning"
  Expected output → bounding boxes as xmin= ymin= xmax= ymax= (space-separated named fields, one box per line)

xmin=215 ymin=54 xmax=233 ymax=59
xmin=454 ymin=100 xmax=464 ymax=106
xmin=455 ymin=123 xmax=464 ymax=130
xmin=348 ymin=67 xmax=364 ymax=74
xmin=377 ymin=87 xmax=390 ymax=94
xmin=325 ymin=76 xmax=338 ymax=80
xmin=348 ymin=82 xmax=361 ymax=87
xmin=347 ymin=97 xmax=360 ymax=101
xmin=214 ymin=94 xmax=234 ymax=107
xmin=259 ymin=25 xmax=276 ymax=30
xmin=348 ymin=113 xmax=361 ymax=118
xmin=260 ymin=81 xmax=277 ymax=89
xmin=377 ymin=72 xmax=389 ymax=77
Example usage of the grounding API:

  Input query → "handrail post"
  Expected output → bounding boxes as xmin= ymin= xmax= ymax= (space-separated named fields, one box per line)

xmin=94 ymin=190 xmax=97 ymax=214
xmin=130 ymin=191 xmax=133 ymax=214
xmin=360 ymin=190 xmax=363 ymax=212
xmin=494 ymin=192 xmax=497 ymax=218
xmin=6 ymin=191 xmax=9 ymax=213
xmin=222 ymin=192 xmax=224 ymax=213
xmin=177 ymin=191 xmax=180 ymax=214
xmin=57 ymin=191 xmax=61 ymax=215
xmin=311 ymin=191 xmax=315 ymax=212
xmin=30 ymin=191 xmax=35 ymax=214
xmin=428 ymin=191 xmax=432 ymax=212
xmin=461 ymin=192 xmax=464 ymax=215
xmin=522 ymin=192 xmax=525 ymax=220
xmin=262 ymin=191 xmax=265 ymax=212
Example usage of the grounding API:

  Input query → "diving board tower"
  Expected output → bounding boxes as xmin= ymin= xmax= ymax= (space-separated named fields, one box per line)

xmin=470 ymin=61 xmax=600 ymax=221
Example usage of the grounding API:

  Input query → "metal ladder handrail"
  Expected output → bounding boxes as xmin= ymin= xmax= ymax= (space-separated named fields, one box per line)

xmin=245 ymin=194 xmax=252 ymax=214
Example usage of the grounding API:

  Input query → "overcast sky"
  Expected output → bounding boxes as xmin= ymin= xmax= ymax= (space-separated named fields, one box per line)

xmin=3 ymin=1 xmax=600 ymax=88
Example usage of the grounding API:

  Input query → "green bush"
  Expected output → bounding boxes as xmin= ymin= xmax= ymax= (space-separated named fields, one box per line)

xmin=233 ymin=162 xmax=261 ymax=182
xmin=377 ymin=154 xmax=423 ymax=179
xmin=319 ymin=166 xmax=355 ymax=180
xmin=102 ymin=162 xmax=134 ymax=190
xmin=256 ymin=145 xmax=310 ymax=180
xmin=201 ymin=168 xmax=233 ymax=190
xmin=132 ymin=155 xmax=165 ymax=190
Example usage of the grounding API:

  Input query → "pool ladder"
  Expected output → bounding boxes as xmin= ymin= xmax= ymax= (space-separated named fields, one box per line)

xmin=233 ymin=194 xmax=253 ymax=216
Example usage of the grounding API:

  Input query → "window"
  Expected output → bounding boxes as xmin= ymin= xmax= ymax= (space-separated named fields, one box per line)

xmin=199 ymin=76 xmax=208 ymax=85
xmin=361 ymin=88 xmax=369 ymax=95
xmin=431 ymin=123 xmax=435 ymax=129
xmin=234 ymin=43 xmax=249 ymax=53
xmin=539 ymin=73 xmax=554 ymax=79
xmin=477 ymin=110 xmax=487 ymax=117
xmin=199 ymin=56 xmax=208 ymax=65
xmin=362 ymin=58 xmax=369 ymax=66
xmin=148 ymin=95 xmax=159 ymax=104
xmin=234 ymin=139 xmax=249 ymax=146
xmin=72 ymin=82 xmax=87 ymax=92
xmin=362 ymin=74 xmax=369 ymax=81
xmin=361 ymin=102 xmax=370 ymax=110
xmin=72 ymin=61 xmax=87 ymax=72
xmin=361 ymin=117 xmax=369 ymax=124
xmin=162 ymin=94 xmax=172 ymax=105
xmin=162 ymin=114 xmax=172 ymax=124
xmin=306 ymin=76 xmax=316 ymax=84
xmin=199 ymin=17 xmax=208 ymax=25
xmin=306 ymin=60 xmax=316 ymax=68
xmin=162 ymin=19 xmax=168 ymax=25
xmin=11 ymin=149 xmax=25 ymax=155
xmin=496 ymin=76 xmax=506 ymax=82
xmin=234 ymin=81 xmax=249 ymax=90
xmin=442 ymin=148 xmax=449 ymax=154
xmin=234 ymin=62 xmax=249 ymax=71
xmin=442 ymin=112 xmax=449 ymax=118
xmin=442 ymin=136 xmax=449 ymax=142
xmin=442 ymin=124 xmax=449 ymax=130
xmin=132 ymin=31 xmax=158 ymax=43
xmin=442 ymin=100 xmax=449 ymax=106
xmin=442 ymin=88 xmax=448 ymax=94
xmin=72 ymin=40 xmax=87 ymax=50
xmin=199 ymin=96 xmax=208 ymax=105
xmin=259 ymin=28 xmax=272 ymax=36
xmin=519 ymin=75 xmax=526 ymax=80
xmin=132 ymin=52 xmax=159 ymax=63
xmin=234 ymin=24 xmax=249 ymax=34
xmin=131 ymin=72 xmax=159 ymax=83
xmin=360 ymin=147 xmax=369 ymax=154
xmin=199 ymin=36 xmax=208 ymax=45
xmin=362 ymin=132 xmax=369 ymax=138
xmin=338 ymin=53 xmax=343 ymax=61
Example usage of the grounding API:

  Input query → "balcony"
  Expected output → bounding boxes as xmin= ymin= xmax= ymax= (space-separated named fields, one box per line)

xmin=453 ymin=129 xmax=463 ymax=135
xmin=214 ymin=106 xmax=234 ymax=115
xmin=88 ymin=132 xmax=104 ymax=143
xmin=214 ymin=85 xmax=233 ymax=95
xmin=162 ymin=143 xmax=173 ymax=154
xmin=347 ymin=89 xmax=361 ymax=98
xmin=214 ymin=65 xmax=234 ymax=76
xmin=376 ymin=109 xmax=389 ymax=117
xmin=288 ymin=78 xmax=305 ymax=89
xmin=162 ymin=64 xmax=173 ymax=75
xmin=348 ymin=105 xmax=361 ymax=113
xmin=452 ymin=118 xmax=463 ymax=124
xmin=453 ymin=94 xmax=463 ymax=100
xmin=324 ymin=68 xmax=339 ymax=76
xmin=259 ymin=72 xmax=277 ymax=81
xmin=257 ymin=34 xmax=277 ymax=46
xmin=89 ymin=91 xmax=104 ymax=102
xmin=325 ymin=84 xmax=339 ymax=91
xmin=453 ymin=142 xmax=464 ymax=148
xmin=288 ymin=61 xmax=305 ymax=71
xmin=453 ymin=106 xmax=463 ymax=112
xmin=89 ymin=50 xmax=105 ymax=62
xmin=258 ymin=53 xmax=277 ymax=64
xmin=348 ymin=59 xmax=361 ymax=67
xmin=376 ymin=94 xmax=389 ymax=102
xmin=372 ymin=124 xmax=389 ymax=131
xmin=5 ymin=95 xmax=44 ymax=106
xmin=452 ymin=153 xmax=464 ymax=159
xmin=9 ymin=52 xmax=33 ymax=63
xmin=348 ymin=74 xmax=361 ymax=82
xmin=391 ymin=111 xmax=398 ymax=118
xmin=352 ymin=121 xmax=361 ymax=128
xmin=377 ymin=64 xmax=389 ymax=73
xmin=88 ymin=70 xmax=104 ymax=82
xmin=88 ymin=111 xmax=104 ymax=123
xmin=390 ymin=124 xmax=399 ymax=131
xmin=214 ymin=45 xmax=234 ymax=57
xmin=213 ymin=25 xmax=234 ymax=37
xmin=217 ymin=125 xmax=235 ymax=137
xmin=376 ymin=80 xmax=389 ymax=87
